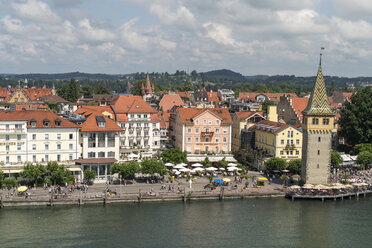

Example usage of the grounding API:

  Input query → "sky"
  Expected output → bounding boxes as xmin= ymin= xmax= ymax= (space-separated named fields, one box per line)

xmin=1 ymin=0 xmax=372 ymax=76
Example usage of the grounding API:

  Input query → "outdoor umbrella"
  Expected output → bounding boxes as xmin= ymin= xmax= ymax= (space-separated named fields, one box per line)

xmin=193 ymin=167 xmax=204 ymax=171
xmin=17 ymin=186 xmax=27 ymax=192
xmin=172 ymin=169 xmax=178 ymax=172
xmin=214 ymin=179 xmax=223 ymax=184
xmin=223 ymin=178 xmax=231 ymax=182
xmin=192 ymin=163 xmax=203 ymax=167
xmin=219 ymin=167 xmax=225 ymax=171
xmin=177 ymin=163 xmax=187 ymax=167
xmin=179 ymin=168 xmax=191 ymax=172
xmin=175 ymin=171 xmax=181 ymax=175
xmin=227 ymin=167 xmax=239 ymax=171
xmin=174 ymin=164 xmax=186 ymax=169
xmin=228 ymin=163 xmax=237 ymax=167
xmin=289 ymin=185 xmax=301 ymax=189
xmin=206 ymin=167 xmax=218 ymax=171
xmin=165 ymin=163 xmax=174 ymax=167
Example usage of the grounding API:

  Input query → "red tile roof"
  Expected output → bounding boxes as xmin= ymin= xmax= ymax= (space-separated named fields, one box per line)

xmin=159 ymin=94 xmax=184 ymax=112
xmin=75 ymin=105 xmax=114 ymax=117
xmin=207 ymin=92 xmax=220 ymax=103
xmin=0 ymin=110 xmax=79 ymax=128
xmin=290 ymin=97 xmax=309 ymax=121
xmin=177 ymin=108 xmax=232 ymax=125
xmin=15 ymin=104 xmax=48 ymax=111
xmin=25 ymin=88 xmax=53 ymax=101
xmin=235 ymin=111 xmax=264 ymax=120
xmin=112 ymin=95 xmax=157 ymax=114
xmin=175 ymin=91 xmax=191 ymax=99
xmin=80 ymin=113 xmax=122 ymax=132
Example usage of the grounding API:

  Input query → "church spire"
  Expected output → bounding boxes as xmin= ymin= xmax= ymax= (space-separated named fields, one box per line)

xmin=302 ymin=52 xmax=333 ymax=116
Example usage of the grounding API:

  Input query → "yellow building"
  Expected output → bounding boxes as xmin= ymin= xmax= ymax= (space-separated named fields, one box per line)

xmin=232 ymin=111 xmax=265 ymax=151
xmin=254 ymin=120 xmax=303 ymax=161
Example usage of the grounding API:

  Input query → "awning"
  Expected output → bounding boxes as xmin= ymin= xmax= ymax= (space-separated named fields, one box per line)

xmin=75 ymin=158 xmax=117 ymax=165
xmin=1 ymin=169 xmax=22 ymax=173
xmin=67 ymin=167 xmax=82 ymax=172
xmin=257 ymin=177 xmax=268 ymax=181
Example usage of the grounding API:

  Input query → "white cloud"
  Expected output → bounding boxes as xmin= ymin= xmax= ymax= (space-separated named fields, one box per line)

xmin=78 ymin=19 xmax=116 ymax=42
xmin=11 ymin=0 xmax=59 ymax=23
xmin=332 ymin=0 xmax=372 ymax=19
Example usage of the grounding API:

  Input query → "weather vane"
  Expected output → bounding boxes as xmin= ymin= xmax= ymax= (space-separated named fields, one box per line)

xmin=320 ymin=47 xmax=325 ymax=65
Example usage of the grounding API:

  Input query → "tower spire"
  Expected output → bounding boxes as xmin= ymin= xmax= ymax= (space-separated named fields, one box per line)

xmin=302 ymin=51 xmax=333 ymax=116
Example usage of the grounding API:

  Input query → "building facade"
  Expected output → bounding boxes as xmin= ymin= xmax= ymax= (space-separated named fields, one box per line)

xmin=170 ymin=108 xmax=232 ymax=154
xmin=301 ymin=57 xmax=335 ymax=185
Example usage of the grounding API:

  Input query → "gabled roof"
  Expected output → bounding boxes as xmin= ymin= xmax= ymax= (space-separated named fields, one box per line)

xmin=75 ymin=105 xmax=114 ymax=116
xmin=303 ymin=58 xmax=334 ymax=116
xmin=15 ymin=104 xmax=48 ymax=111
xmin=112 ymin=95 xmax=156 ymax=114
xmin=24 ymin=88 xmax=53 ymax=101
xmin=290 ymin=97 xmax=309 ymax=121
xmin=177 ymin=108 xmax=232 ymax=125
xmin=0 ymin=110 xmax=79 ymax=128
xmin=80 ymin=114 xmax=122 ymax=132
xmin=159 ymin=94 xmax=184 ymax=112
xmin=235 ymin=111 xmax=264 ymax=120
xmin=207 ymin=92 xmax=220 ymax=103
xmin=239 ymin=92 xmax=297 ymax=102
xmin=39 ymin=94 xmax=69 ymax=104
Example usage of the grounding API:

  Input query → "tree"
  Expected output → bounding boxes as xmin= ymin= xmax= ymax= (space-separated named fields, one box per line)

xmin=141 ymin=159 xmax=167 ymax=176
xmin=81 ymin=85 xmax=93 ymax=98
xmin=0 ymin=170 xmax=4 ymax=188
xmin=84 ymin=169 xmax=96 ymax=183
xmin=202 ymin=157 xmax=212 ymax=168
xmin=233 ymin=149 xmax=254 ymax=168
xmin=94 ymin=85 xmax=110 ymax=94
xmin=46 ymin=102 xmax=59 ymax=113
xmin=331 ymin=151 xmax=343 ymax=168
xmin=111 ymin=161 xmax=140 ymax=179
xmin=20 ymin=164 xmax=46 ymax=186
xmin=217 ymin=157 xmax=228 ymax=168
xmin=338 ymin=87 xmax=372 ymax=146
xmin=351 ymin=143 xmax=372 ymax=155
xmin=68 ymin=78 xmax=80 ymax=102
xmin=357 ymin=151 xmax=372 ymax=169
xmin=287 ymin=159 xmax=301 ymax=173
xmin=46 ymin=162 xmax=74 ymax=185
xmin=3 ymin=178 xmax=18 ymax=189
xmin=160 ymin=148 xmax=188 ymax=164
xmin=132 ymin=80 xmax=145 ymax=96
xmin=265 ymin=157 xmax=287 ymax=171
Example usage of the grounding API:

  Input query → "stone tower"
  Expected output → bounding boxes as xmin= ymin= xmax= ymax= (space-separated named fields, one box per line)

xmin=301 ymin=55 xmax=335 ymax=184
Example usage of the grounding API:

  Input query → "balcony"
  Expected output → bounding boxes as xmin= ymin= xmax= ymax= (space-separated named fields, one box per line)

xmin=128 ymin=127 xmax=134 ymax=133
xmin=144 ymin=127 xmax=150 ymax=131
xmin=136 ymin=127 xmax=142 ymax=131
xmin=136 ymin=136 xmax=142 ymax=140
xmin=201 ymin=131 xmax=214 ymax=137
xmin=144 ymin=136 xmax=149 ymax=140
xmin=285 ymin=144 xmax=296 ymax=149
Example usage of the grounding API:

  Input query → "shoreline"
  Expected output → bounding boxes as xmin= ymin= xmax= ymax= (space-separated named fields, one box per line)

xmin=0 ymin=190 xmax=286 ymax=208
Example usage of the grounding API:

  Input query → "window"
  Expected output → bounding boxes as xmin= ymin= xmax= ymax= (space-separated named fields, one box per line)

xmin=69 ymin=144 xmax=73 ymax=150
xmin=318 ymin=137 xmax=321 ymax=142
xmin=223 ymin=145 xmax=227 ymax=152
xmin=216 ymin=120 xmax=220 ymax=125
xmin=215 ymin=128 xmax=220 ymax=134
xmin=32 ymin=134 xmax=36 ymax=140
xmin=187 ymin=145 xmax=191 ymax=152
xmin=187 ymin=137 xmax=191 ymax=143
xmin=32 ymin=155 xmax=36 ymax=162
xmin=33 ymin=144 xmax=37 ymax=151
xmin=45 ymin=155 xmax=49 ymax=162
xmin=195 ymin=120 xmax=199 ymax=125
xmin=208 ymin=119 xmax=212 ymax=125
xmin=45 ymin=144 xmax=49 ymax=151
xmin=5 ymin=124 xmax=9 ymax=129
xmin=195 ymin=137 xmax=199 ymax=143
xmin=6 ymin=156 xmax=10 ymax=163
xmin=130 ymin=114 xmax=134 ymax=118
xmin=5 ymin=135 xmax=9 ymax=141
xmin=88 ymin=152 xmax=96 ymax=158
xmin=286 ymin=151 xmax=289 ymax=155
xmin=223 ymin=137 xmax=227 ymax=142
xmin=203 ymin=119 xmax=207 ymax=125
xmin=17 ymin=134 xmax=21 ymax=140
xmin=17 ymin=155 xmax=21 ymax=162
xmin=5 ymin=144 xmax=10 ymax=151
xmin=45 ymin=134 xmax=49 ymax=140
xmin=317 ymin=164 xmax=320 ymax=169
xmin=205 ymin=137 xmax=210 ymax=142
xmin=57 ymin=134 xmax=61 ymax=140
xmin=57 ymin=144 xmax=61 ymax=150
xmin=69 ymin=154 xmax=73 ymax=161
xmin=98 ymin=152 xmax=105 ymax=158
xmin=108 ymin=152 xmax=115 ymax=157
xmin=17 ymin=144 xmax=21 ymax=151
xmin=296 ymin=139 xmax=300 ymax=145
xmin=144 ymin=114 xmax=148 ymax=118
xmin=215 ymin=146 xmax=219 ymax=153
xmin=57 ymin=155 xmax=61 ymax=162
xmin=153 ymin=123 xmax=156 ymax=127
xmin=312 ymin=118 xmax=319 ymax=125
xmin=195 ymin=128 xmax=199 ymax=134
xmin=138 ymin=114 xmax=141 ymax=119
xmin=280 ymin=150 xmax=284 ymax=155
xmin=296 ymin=150 xmax=299 ymax=155
xmin=187 ymin=128 xmax=192 ymax=133
xmin=205 ymin=127 xmax=210 ymax=132
xmin=290 ymin=150 xmax=293 ymax=155
xmin=223 ymin=128 xmax=227 ymax=134
xmin=318 ymin=150 xmax=320 ymax=155
xmin=215 ymin=137 xmax=219 ymax=143
xmin=323 ymin=118 xmax=329 ymax=125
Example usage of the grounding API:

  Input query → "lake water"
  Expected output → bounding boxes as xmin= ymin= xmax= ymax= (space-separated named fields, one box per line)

xmin=1 ymin=197 xmax=372 ymax=248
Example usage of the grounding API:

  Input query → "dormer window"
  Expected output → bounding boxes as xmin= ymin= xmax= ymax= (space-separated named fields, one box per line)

xmin=30 ymin=119 xmax=36 ymax=127
xmin=43 ymin=119 xmax=50 ymax=127
xmin=96 ymin=116 xmax=106 ymax=128
xmin=55 ymin=118 xmax=61 ymax=127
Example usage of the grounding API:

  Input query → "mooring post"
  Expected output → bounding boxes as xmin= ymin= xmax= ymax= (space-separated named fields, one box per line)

xmin=0 ymin=195 xmax=4 ymax=208
xmin=104 ymin=191 xmax=107 ymax=205
xmin=138 ymin=189 xmax=141 ymax=203
xmin=50 ymin=193 xmax=54 ymax=207
xmin=357 ymin=192 xmax=359 ymax=200
xmin=322 ymin=197 xmax=324 ymax=203
xmin=183 ymin=188 xmax=187 ymax=202
xmin=79 ymin=190 xmax=83 ymax=206
xmin=219 ymin=187 xmax=224 ymax=200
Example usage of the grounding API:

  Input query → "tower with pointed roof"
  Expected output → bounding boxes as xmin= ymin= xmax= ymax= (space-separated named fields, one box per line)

xmin=141 ymin=73 xmax=154 ymax=101
xmin=301 ymin=54 xmax=335 ymax=184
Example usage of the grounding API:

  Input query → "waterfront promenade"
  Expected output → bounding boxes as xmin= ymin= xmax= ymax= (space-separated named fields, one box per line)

xmin=0 ymin=172 xmax=285 ymax=207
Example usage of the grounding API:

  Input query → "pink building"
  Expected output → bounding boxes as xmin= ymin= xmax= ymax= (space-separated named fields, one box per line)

xmin=170 ymin=108 xmax=233 ymax=154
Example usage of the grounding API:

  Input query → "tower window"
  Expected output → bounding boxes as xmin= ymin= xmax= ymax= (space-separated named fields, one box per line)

xmin=318 ymin=150 xmax=320 ymax=155
xmin=312 ymin=118 xmax=319 ymax=125
xmin=318 ymin=137 xmax=321 ymax=142
xmin=317 ymin=164 xmax=319 ymax=168
xmin=323 ymin=118 xmax=329 ymax=125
